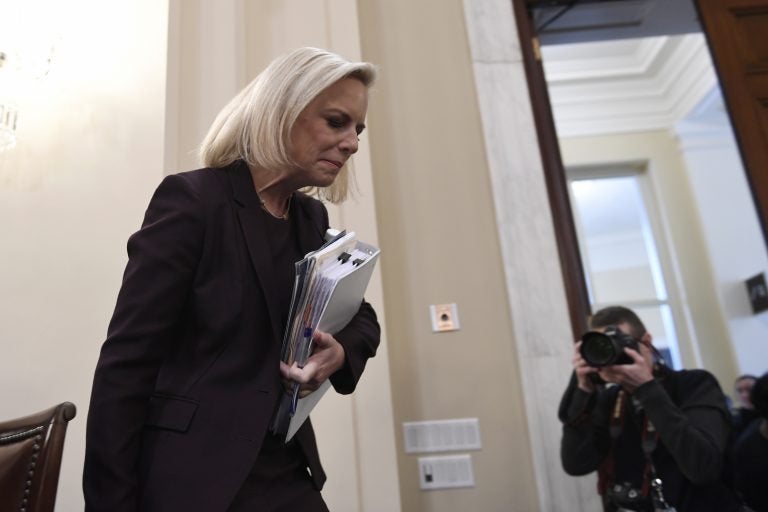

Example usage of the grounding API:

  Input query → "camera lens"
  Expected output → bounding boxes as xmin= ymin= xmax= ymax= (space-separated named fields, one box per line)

xmin=580 ymin=331 xmax=618 ymax=367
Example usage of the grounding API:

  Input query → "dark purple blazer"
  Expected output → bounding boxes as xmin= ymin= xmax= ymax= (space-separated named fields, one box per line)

xmin=83 ymin=161 xmax=380 ymax=511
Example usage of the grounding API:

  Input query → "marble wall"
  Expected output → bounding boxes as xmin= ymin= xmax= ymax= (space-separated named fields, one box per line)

xmin=462 ymin=0 xmax=602 ymax=510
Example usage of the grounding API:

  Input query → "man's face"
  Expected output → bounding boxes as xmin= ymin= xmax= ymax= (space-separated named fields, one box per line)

xmin=735 ymin=377 xmax=756 ymax=409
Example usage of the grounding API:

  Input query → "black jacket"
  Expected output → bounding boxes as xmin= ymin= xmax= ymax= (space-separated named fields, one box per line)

xmin=559 ymin=368 xmax=742 ymax=511
xmin=83 ymin=161 xmax=380 ymax=511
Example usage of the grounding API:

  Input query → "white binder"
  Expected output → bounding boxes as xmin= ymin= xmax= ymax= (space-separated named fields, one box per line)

xmin=271 ymin=230 xmax=380 ymax=442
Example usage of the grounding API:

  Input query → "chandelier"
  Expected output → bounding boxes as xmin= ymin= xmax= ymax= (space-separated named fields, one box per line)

xmin=0 ymin=52 xmax=18 ymax=152
xmin=0 ymin=3 xmax=57 ymax=154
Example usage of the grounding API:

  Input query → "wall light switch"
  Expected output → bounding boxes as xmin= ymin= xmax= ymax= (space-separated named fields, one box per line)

xmin=430 ymin=303 xmax=460 ymax=332
xmin=418 ymin=454 xmax=475 ymax=490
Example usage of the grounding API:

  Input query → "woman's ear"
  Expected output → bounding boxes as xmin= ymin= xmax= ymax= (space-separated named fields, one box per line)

xmin=640 ymin=332 xmax=652 ymax=347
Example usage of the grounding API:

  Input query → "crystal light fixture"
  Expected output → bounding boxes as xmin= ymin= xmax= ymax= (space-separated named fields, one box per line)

xmin=0 ymin=52 xmax=17 ymax=152
xmin=0 ymin=104 xmax=18 ymax=151
xmin=0 ymin=0 xmax=60 ymax=153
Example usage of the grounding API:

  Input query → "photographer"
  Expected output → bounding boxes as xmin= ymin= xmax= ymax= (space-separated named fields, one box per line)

xmin=732 ymin=374 xmax=759 ymax=439
xmin=732 ymin=372 xmax=768 ymax=511
xmin=558 ymin=306 xmax=742 ymax=511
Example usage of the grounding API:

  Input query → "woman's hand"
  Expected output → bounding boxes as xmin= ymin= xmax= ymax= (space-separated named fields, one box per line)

xmin=573 ymin=341 xmax=598 ymax=393
xmin=280 ymin=330 xmax=346 ymax=398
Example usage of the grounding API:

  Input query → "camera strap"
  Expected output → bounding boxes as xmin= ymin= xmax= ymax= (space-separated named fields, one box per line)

xmin=640 ymin=416 xmax=660 ymax=498
xmin=602 ymin=389 xmax=661 ymax=500
xmin=640 ymin=418 xmax=677 ymax=511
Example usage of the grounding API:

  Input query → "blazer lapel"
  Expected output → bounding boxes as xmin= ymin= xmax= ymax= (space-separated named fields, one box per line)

xmin=228 ymin=162 xmax=284 ymax=343
xmin=294 ymin=193 xmax=328 ymax=257
xmin=227 ymin=161 xmax=328 ymax=344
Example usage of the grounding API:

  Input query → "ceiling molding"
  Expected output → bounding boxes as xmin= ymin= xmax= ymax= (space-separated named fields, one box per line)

xmin=542 ymin=37 xmax=667 ymax=83
xmin=541 ymin=34 xmax=717 ymax=138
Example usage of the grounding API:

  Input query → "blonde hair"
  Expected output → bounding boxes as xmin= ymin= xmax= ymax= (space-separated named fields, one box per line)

xmin=200 ymin=47 xmax=376 ymax=203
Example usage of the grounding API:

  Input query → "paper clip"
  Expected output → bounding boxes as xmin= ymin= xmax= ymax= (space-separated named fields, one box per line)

xmin=337 ymin=252 xmax=351 ymax=263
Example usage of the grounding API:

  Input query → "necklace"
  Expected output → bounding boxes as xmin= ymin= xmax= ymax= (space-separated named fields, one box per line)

xmin=256 ymin=190 xmax=292 ymax=220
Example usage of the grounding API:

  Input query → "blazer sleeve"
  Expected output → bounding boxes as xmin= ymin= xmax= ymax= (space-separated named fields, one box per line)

xmin=329 ymin=300 xmax=381 ymax=394
xmin=83 ymin=174 xmax=204 ymax=512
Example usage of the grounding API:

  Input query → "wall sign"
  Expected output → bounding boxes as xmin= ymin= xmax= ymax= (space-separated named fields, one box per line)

xmin=746 ymin=272 xmax=768 ymax=314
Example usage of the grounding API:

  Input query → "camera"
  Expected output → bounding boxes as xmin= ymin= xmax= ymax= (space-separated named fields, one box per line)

xmin=605 ymin=481 xmax=650 ymax=510
xmin=580 ymin=325 xmax=639 ymax=367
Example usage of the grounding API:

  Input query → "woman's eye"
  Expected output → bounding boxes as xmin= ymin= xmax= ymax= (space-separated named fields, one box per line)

xmin=327 ymin=117 xmax=345 ymax=129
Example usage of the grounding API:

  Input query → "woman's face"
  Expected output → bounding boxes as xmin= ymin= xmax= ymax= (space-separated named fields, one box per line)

xmin=288 ymin=77 xmax=369 ymax=187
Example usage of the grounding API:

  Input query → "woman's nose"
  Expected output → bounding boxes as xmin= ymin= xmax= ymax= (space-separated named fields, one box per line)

xmin=339 ymin=129 xmax=359 ymax=154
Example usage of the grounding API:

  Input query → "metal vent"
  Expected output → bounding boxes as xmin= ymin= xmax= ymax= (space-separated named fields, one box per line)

xmin=403 ymin=418 xmax=481 ymax=454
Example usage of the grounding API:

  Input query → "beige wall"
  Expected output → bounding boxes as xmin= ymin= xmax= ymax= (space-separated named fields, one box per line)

xmin=1 ymin=1 xmax=402 ymax=510
xmin=9 ymin=2 xmax=740 ymax=512
xmin=358 ymin=0 xmax=544 ymax=510
xmin=169 ymin=1 xmax=577 ymax=510
xmin=560 ymin=130 xmax=739 ymax=387
xmin=0 ymin=1 xmax=170 ymax=510
xmin=676 ymin=125 xmax=768 ymax=377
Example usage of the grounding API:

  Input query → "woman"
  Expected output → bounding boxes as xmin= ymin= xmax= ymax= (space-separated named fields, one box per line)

xmin=83 ymin=47 xmax=380 ymax=512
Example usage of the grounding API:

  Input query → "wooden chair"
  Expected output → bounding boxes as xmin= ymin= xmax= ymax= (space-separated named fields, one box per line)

xmin=0 ymin=402 xmax=77 ymax=512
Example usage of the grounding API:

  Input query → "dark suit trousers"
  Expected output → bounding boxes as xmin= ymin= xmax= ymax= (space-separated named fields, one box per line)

xmin=227 ymin=433 xmax=329 ymax=512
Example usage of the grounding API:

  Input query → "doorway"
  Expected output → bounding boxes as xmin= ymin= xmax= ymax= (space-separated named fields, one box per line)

xmin=568 ymin=164 xmax=684 ymax=369
xmin=524 ymin=0 xmax=768 ymax=380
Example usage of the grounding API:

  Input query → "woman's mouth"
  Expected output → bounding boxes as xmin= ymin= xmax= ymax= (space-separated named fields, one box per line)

xmin=320 ymin=159 xmax=343 ymax=169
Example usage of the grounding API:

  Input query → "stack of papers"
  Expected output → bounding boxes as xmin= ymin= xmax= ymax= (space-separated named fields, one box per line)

xmin=271 ymin=229 xmax=380 ymax=442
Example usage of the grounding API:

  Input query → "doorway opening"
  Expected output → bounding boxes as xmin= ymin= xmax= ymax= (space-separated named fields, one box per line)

xmin=568 ymin=164 xmax=683 ymax=369
xmin=526 ymin=0 xmax=768 ymax=377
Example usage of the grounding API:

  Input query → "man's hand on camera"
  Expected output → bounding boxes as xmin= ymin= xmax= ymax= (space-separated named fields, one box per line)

xmin=573 ymin=341 xmax=598 ymax=393
xmin=598 ymin=346 xmax=654 ymax=392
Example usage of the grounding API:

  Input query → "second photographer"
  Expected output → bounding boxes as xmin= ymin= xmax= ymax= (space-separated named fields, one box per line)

xmin=558 ymin=306 xmax=742 ymax=512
